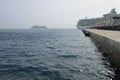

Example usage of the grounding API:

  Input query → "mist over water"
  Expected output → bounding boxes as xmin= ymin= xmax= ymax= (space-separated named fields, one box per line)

xmin=0 ymin=29 xmax=115 ymax=80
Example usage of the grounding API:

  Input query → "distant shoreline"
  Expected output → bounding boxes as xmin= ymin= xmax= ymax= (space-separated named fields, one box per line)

xmin=31 ymin=26 xmax=48 ymax=29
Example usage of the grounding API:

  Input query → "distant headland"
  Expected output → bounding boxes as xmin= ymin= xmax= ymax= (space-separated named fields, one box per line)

xmin=31 ymin=25 xmax=48 ymax=29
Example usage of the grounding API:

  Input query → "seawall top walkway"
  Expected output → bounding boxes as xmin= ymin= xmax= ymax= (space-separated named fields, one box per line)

xmin=87 ymin=29 xmax=120 ymax=43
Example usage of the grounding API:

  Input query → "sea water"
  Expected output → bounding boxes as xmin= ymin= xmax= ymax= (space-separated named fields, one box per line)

xmin=0 ymin=29 xmax=117 ymax=80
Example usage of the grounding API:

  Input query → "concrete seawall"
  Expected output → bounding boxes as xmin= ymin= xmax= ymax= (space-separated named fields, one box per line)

xmin=84 ymin=29 xmax=120 ymax=67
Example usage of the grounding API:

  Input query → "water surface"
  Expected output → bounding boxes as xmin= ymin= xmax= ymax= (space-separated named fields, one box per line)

xmin=0 ymin=29 xmax=115 ymax=80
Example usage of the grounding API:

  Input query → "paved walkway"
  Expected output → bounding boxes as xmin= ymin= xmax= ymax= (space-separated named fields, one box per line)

xmin=87 ymin=29 xmax=120 ymax=43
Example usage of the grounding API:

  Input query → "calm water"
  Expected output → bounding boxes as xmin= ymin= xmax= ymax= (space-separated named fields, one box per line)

xmin=0 ymin=29 xmax=117 ymax=80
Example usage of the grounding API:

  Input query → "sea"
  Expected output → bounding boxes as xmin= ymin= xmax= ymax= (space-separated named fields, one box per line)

xmin=0 ymin=29 xmax=118 ymax=80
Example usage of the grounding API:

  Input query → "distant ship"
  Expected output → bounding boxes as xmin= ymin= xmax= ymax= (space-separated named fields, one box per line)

xmin=76 ymin=9 xmax=120 ymax=30
xmin=31 ymin=25 xmax=48 ymax=29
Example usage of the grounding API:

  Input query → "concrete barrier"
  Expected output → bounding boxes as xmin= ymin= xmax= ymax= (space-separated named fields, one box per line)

xmin=85 ymin=29 xmax=120 ymax=67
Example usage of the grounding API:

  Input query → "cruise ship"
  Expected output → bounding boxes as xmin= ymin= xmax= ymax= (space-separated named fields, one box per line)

xmin=76 ymin=9 xmax=120 ymax=30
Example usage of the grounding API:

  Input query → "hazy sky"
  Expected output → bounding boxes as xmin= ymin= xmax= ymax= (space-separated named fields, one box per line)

xmin=0 ymin=0 xmax=120 ymax=29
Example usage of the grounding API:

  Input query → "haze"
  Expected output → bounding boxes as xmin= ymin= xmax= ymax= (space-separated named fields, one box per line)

xmin=0 ymin=0 xmax=120 ymax=29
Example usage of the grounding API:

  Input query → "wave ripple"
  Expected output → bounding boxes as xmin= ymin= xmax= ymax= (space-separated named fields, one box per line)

xmin=0 ymin=29 xmax=115 ymax=80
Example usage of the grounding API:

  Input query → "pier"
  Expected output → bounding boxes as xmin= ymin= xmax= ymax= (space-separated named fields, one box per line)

xmin=83 ymin=29 xmax=120 ymax=67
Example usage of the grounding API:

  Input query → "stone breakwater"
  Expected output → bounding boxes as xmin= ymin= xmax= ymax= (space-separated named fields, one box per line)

xmin=83 ymin=29 xmax=120 ymax=67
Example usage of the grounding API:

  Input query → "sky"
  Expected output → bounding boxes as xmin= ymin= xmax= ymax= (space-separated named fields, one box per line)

xmin=0 ymin=0 xmax=120 ymax=29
